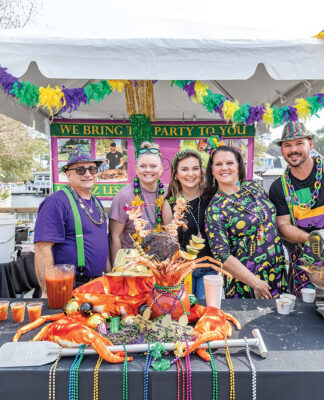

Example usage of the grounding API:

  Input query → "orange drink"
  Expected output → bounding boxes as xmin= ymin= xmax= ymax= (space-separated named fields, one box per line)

xmin=46 ymin=264 xmax=75 ymax=309
xmin=27 ymin=302 xmax=43 ymax=322
xmin=10 ymin=302 xmax=26 ymax=323
xmin=0 ymin=301 xmax=9 ymax=321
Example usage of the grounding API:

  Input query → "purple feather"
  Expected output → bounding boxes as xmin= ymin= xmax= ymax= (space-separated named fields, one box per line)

xmin=213 ymin=100 xmax=225 ymax=118
xmin=183 ymin=81 xmax=196 ymax=98
xmin=287 ymin=106 xmax=298 ymax=122
xmin=61 ymin=87 xmax=87 ymax=113
xmin=0 ymin=65 xmax=19 ymax=96
xmin=315 ymin=93 xmax=324 ymax=104
xmin=245 ymin=105 xmax=266 ymax=125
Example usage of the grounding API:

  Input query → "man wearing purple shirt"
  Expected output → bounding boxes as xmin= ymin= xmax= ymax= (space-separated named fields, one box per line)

xmin=34 ymin=145 xmax=110 ymax=297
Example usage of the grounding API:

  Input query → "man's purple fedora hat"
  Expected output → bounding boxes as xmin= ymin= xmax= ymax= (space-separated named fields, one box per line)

xmin=62 ymin=145 xmax=102 ymax=172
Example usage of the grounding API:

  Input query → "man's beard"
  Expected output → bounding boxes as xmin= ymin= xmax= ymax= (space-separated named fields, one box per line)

xmin=285 ymin=151 xmax=307 ymax=168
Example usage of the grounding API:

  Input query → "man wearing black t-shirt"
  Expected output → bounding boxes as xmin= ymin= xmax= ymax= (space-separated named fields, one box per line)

xmin=106 ymin=143 xmax=125 ymax=170
xmin=269 ymin=121 xmax=324 ymax=296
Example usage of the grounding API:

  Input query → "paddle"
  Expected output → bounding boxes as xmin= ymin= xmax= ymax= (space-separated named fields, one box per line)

xmin=0 ymin=329 xmax=267 ymax=367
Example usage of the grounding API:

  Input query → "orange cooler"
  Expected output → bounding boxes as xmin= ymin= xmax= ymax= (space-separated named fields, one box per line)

xmin=46 ymin=264 xmax=75 ymax=309
xmin=27 ymin=303 xmax=43 ymax=322
xmin=0 ymin=301 xmax=9 ymax=321
xmin=10 ymin=302 xmax=26 ymax=323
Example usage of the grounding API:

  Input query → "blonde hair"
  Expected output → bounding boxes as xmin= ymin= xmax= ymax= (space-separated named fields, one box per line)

xmin=140 ymin=142 xmax=160 ymax=150
xmin=136 ymin=142 xmax=162 ymax=164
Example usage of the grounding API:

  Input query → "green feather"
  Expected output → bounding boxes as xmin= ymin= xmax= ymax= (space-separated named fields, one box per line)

xmin=84 ymin=80 xmax=112 ymax=104
xmin=10 ymin=81 xmax=39 ymax=107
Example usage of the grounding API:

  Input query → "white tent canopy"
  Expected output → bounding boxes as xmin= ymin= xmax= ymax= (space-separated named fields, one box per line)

xmin=0 ymin=4 xmax=324 ymax=133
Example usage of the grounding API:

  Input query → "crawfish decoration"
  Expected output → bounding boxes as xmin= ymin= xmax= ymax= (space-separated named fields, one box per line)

xmin=13 ymin=198 xmax=241 ymax=363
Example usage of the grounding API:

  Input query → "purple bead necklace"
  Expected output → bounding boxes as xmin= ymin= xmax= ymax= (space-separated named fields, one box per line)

xmin=151 ymin=284 xmax=185 ymax=316
xmin=185 ymin=342 xmax=192 ymax=400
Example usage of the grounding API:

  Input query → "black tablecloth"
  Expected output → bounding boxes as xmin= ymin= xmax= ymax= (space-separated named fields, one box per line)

xmin=0 ymin=299 xmax=324 ymax=400
xmin=0 ymin=253 xmax=41 ymax=298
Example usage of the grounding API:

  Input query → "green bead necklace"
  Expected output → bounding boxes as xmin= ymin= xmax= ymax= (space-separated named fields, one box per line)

xmin=208 ymin=342 xmax=219 ymax=400
xmin=133 ymin=177 xmax=164 ymax=228
xmin=122 ymin=343 xmax=128 ymax=400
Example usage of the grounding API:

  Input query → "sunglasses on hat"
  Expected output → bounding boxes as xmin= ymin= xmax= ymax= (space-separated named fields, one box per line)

xmin=67 ymin=166 xmax=98 ymax=175
xmin=138 ymin=148 xmax=160 ymax=155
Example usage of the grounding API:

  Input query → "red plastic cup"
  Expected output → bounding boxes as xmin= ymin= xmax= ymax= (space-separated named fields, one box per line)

xmin=27 ymin=302 xmax=43 ymax=323
xmin=0 ymin=301 xmax=9 ymax=321
xmin=10 ymin=302 xmax=26 ymax=323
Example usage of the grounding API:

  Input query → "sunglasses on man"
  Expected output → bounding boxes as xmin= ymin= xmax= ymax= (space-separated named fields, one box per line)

xmin=138 ymin=148 xmax=160 ymax=155
xmin=67 ymin=166 xmax=99 ymax=175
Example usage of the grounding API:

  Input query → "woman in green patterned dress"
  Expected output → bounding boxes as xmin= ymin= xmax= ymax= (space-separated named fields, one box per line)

xmin=204 ymin=146 xmax=288 ymax=299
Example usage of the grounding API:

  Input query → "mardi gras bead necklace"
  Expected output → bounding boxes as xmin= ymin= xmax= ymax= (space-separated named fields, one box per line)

xmin=144 ymin=343 xmax=152 ymax=400
xmin=132 ymin=177 xmax=164 ymax=231
xmin=93 ymin=356 xmax=103 ymax=400
xmin=49 ymin=346 xmax=62 ymax=400
xmin=182 ymin=194 xmax=202 ymax=237
xmin=68 ymin=345 xmax=85 ymax=400
xmin=152 ymin=283 xmax=191 ymax=325
xmin=283 ymin=156 xmax=322 ymax=209
xmin=122 ymin=343 xmax=129 ymax=400
xmin=207 ymin=342 xmax=219 ymax=400
xmin=225 ymin=338 xmax=235 ymax=400
xmin=244 ymin=337 xmax=257 ymax=400
xmin=67 ymin=185 xmax=105 ymax=226
xmin=185 ymin=342 xmax=193 ymax=400
xmin=176 ymin=357 xmax=186 ymax=400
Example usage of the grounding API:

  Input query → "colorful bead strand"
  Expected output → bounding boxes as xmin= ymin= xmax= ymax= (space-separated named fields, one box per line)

xmin=93 ymin=356 xmax=103 ymax=400
xmin=69 ymin=345 xmax=85 ymax=400
xmin=244 ymin=337 xmax=257 ymax=400
xmin=185 ymin=342 xmax=192 ymax=400
xmin=122 ymin=343 xmax=129 ymax=400
xmin=49 ymin=346 xmax=62 ymax=400
xmin=207 ymin=342 xmax=218 ymax=400
xmin=225 ymin=338 xmax=235 ymax=400
xmin=143 ymin=343 xmax=152 ymax=400
xmin=284 ymin=156 xmax=322 ymax=209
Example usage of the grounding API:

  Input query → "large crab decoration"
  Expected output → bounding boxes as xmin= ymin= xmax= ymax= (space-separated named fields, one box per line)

xmin=13 ymin=198 xmax=241 ymax=363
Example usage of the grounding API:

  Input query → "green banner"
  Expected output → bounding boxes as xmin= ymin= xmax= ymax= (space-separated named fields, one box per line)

xmin=53 ymin=183 xmax=126 ymax=198
xmin=51 ymin=121 xmax=254 ymax=138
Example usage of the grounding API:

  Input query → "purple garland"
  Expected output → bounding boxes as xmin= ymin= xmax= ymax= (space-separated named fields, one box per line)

xmin=61 ymin=87 xmax=88 ymax=113
xmin=0 ymin=66 xmax=18 ymax=96
xmin=1 ymin=63 xmax=324 ymax=127
xmin=245 ymin=105 xmax=266 ymax=125
xmin=183 ymin=81 xmax=196 ymax=98
xmin=286 ymin=105 xmax=299 ymax=122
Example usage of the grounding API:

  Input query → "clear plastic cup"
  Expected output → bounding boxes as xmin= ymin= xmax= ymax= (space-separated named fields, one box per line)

xmin=45 ymin=264 xmax=75 ymax=309
xmin=301 ymin=288 xmax=316 ymax=303
xmin=203 ymin=274 xmax=223 ymax=309
xmin=10 ymin=302 xmax=26 ymax=323
xmin=0 ymin=301 xmax=9 ymax=321
xmin=276 ymin=298 xmax=293 ymax=315
xmin=27 ymin=302 xmax=43 ymax=323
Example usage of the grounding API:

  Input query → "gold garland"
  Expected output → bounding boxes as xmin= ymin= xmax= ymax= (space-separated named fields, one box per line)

xmin=124 ymin=80 xmax=155 ymax=120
